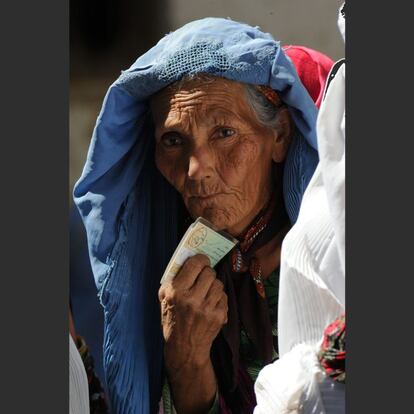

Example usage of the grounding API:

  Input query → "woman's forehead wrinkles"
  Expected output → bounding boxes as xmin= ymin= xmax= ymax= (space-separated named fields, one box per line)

xmin=169 ymin=91 xmax=235 ymax=110
xmin=204 ymin=107 xmax=245 ymax=122
xmin=152 ymin=78 xmax=252 ymax=130
xmin=162 ymin=105 xmax=244 ymax=132
xmin=163 ymin=110 xmax=194 ymax=133
xmin=169 ymin=92 xmax=248 ymax=119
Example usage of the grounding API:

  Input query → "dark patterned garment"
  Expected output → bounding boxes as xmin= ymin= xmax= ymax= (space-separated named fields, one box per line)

xmin=318 ymin=314 xmax=345 ymax=383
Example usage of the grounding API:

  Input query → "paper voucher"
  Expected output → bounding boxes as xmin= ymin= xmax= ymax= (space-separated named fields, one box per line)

xmin=160 ymin=217 xmax=238 ymax=284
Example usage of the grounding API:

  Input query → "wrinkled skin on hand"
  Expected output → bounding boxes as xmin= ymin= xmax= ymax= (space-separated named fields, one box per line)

xmin=158 ymin=254 xmax=228 ymax=372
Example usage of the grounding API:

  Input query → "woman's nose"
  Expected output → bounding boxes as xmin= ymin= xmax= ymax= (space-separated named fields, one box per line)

xmin=187 ymin=147 xmax=214 ymax=180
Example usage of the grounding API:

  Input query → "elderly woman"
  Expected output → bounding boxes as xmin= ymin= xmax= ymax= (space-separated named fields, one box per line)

xmin=74 ymin=18 xmax=332 ymax=414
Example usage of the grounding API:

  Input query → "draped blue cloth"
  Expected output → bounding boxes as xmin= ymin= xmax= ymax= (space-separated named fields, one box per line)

xmin=74 ymin=17 xmax=319 ymax=413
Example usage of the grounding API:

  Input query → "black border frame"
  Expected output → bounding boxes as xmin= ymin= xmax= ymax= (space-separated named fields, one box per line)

xmin=1 ymin=1 xmax=69 ymax=412
xmin=3 ymin=0 xmax=411 ymax=412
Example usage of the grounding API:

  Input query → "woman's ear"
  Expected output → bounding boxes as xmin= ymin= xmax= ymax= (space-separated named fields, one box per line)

xmin=272 ymin=107 xmax=292 ymax=163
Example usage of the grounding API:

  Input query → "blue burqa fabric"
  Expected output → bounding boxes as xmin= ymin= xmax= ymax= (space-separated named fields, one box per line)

xmin=74 ymin=17 xmax=319 ymax=414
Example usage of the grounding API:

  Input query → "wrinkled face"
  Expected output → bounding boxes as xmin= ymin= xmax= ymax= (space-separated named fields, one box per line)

xmin=151 ymin=77 xmax=289 ymax=236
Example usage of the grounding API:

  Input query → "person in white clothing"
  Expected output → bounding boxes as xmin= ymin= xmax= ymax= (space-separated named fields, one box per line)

xmin=254 ymin=3 xmax=346 ymax=413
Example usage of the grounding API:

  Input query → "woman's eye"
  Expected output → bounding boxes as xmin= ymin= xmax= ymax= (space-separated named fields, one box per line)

xmin=218 ymin=128 xmax=235 ymax=138
xmin=161 ymin=134 xmax=183 ymax=147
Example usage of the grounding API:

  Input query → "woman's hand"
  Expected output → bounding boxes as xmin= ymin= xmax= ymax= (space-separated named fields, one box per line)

xmin=158 ymin=254 xmax=228 ymax=413
xmin=159 ymin=254 xmax=228 ymax=371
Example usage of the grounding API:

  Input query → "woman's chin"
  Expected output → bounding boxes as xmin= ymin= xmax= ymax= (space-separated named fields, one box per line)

xmin=191 ymin=207 xmax=238 ymax=233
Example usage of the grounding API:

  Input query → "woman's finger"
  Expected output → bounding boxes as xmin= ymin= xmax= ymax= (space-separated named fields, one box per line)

xmin=171 ymin=254 xmax=211 ymax=290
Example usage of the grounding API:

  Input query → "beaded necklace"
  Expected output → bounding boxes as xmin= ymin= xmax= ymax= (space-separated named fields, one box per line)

xmin=231 ymin=195 xmax=277 ymax=298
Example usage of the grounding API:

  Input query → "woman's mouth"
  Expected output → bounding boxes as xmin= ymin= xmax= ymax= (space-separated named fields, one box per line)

xmin=189 ymin=193 xmax=224 ymax=201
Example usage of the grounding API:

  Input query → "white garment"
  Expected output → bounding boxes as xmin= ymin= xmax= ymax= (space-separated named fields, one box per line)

xmin=69 ymin=335 xmax=90 ymax=414
xmin=278 ymin=58 xmax=345 ymax=355
xmin=254 ymin=4 xmax=345 ymax=413
xmin=254 ymin=343 xmax=345 ymax=414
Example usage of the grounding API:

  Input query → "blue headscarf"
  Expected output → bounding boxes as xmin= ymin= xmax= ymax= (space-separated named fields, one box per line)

xmin=74 ymin=17 xmax=319 ymax=414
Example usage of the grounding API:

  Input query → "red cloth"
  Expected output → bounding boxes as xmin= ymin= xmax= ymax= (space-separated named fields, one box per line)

xmin=283 ymin=45 xmax=334 ymax=108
